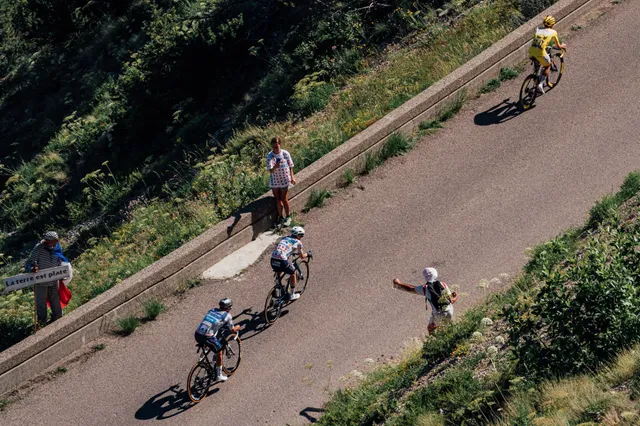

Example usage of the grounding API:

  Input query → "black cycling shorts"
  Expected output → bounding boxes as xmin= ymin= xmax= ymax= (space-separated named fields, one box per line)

xmin=271 ymin=258 xmax=296 ymax=275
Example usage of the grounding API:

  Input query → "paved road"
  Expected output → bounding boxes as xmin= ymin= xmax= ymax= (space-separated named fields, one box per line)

xmin=3 ymin=2 xmax=640 ymax=425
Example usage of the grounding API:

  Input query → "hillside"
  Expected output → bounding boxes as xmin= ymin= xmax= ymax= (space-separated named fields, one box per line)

xmin=318 ymin=172 xmax=640 ymax=425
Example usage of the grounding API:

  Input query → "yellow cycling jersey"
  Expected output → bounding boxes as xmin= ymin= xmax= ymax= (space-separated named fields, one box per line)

xmin=529 ymin=27 xmax=560 ymax=54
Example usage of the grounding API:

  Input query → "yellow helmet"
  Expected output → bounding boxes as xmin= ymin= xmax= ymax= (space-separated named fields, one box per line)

xmin=543 ymin=15 xmax=556 ymax=28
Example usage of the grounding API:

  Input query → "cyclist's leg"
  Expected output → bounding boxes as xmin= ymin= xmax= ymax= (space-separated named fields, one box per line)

xmin=284 ymin=261 xmax=297 ymax=290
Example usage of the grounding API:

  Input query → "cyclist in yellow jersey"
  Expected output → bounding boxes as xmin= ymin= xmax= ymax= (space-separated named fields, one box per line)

xmin=529 ymin=15 xmax=567 ymax=94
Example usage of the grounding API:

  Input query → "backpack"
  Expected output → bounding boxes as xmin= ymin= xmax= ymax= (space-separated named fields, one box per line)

xmin=424 ymin=281 xmax=449 ymax=311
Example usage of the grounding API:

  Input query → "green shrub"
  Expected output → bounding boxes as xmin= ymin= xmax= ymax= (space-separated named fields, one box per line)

xmin=304 ymin=190 xmax=333 ymax=212
xmin=380 ymin=133 xmax=412 ymax=160
xmin=343 ymin=169 xmax=356 ymax=186
xmin=499 ymin=67 xmax=519 ymax=81
xmin=92 ymin=343 xmax=106 ymax=352
xmin=437 ymin=93 xmax=466 ymax=122
xmin=480 ymin=78 xmax=501 ymax=93
xmin=115 ymin=315 xmax=140 ymax=336
xmin=142 ymin=300 xmax=166 ymax=320
xmin=587 ymin=171 xmax=640 ymax=227
xmin=418 ymin=119 xmax=444 ymax=131
xmin=506 ymin=215 xmax=640 ymax=379
xmin=363 ymin=152 xmax=381 ymax=174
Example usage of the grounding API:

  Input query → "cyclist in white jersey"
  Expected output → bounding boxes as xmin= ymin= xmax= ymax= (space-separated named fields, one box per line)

xmin=194 ymin=298 xmax=240 ymax=381
xmin=270 ymin=226 xmax=309 ymax=301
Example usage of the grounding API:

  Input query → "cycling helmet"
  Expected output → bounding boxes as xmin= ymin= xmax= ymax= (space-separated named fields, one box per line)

xmin=43 ymin=231 xmax=59 ymax=241
xmin=291 ymin=226 xmax=305 ymax=238
xmin=219 ymin=298 xmax=233 ymax=310
xmin=543 ymin=15 xmax=556 ymax=28
xmin=423 ymin=267 xmax=438 ymax=283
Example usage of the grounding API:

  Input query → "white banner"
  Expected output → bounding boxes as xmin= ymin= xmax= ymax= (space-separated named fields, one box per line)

xmin=3 ymin=265 xmax=71 ymax=294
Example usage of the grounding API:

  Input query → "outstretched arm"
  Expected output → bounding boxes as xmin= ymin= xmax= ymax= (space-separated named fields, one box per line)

xmin=393 ymin=278 xmax=420 ymax=294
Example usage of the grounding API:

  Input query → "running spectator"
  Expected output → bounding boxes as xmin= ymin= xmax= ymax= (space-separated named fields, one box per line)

xmin=25 ymin=231 xmax=65 ymax=326
xmin=266 ymin=136 xmax=296 ymax=227
xmin=393 ymin=267 xmax=458 ymax=335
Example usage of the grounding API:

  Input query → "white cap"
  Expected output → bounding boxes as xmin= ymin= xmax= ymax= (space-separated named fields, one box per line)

xmin=423 ymin=267 xmax=438 ymax=283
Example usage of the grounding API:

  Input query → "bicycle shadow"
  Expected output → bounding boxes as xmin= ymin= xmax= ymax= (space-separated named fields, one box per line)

xmin=474 ymin=99 xmax=523 ymax=126
xmin=299 ymin=406 xmax=325 ymax=423
xmin=234 ymin=307 xmax=290 ymax=341
xmin=134 ymin=384 xmax=219 ymax=420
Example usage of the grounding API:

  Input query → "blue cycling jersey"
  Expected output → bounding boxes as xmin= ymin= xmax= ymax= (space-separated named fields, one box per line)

xmin=195 ymin=308 xmax=233 ymax=338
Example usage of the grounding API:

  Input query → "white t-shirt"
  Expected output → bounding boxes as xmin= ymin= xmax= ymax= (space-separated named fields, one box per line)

xmin=266 ymin=150 xmax=294 ymax=188
xmin=271 ymin=236 xmax=303 ymax=261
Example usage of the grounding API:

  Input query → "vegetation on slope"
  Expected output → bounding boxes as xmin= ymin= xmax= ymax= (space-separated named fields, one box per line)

xmin=318 ymin=171 xmax=640 ymax=425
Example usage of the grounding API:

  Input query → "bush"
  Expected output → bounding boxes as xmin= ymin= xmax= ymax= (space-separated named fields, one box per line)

xmin=363 ymin=152 xmax=381 ymax=174
xmin=480 ymin=78 xmax=501 ymax=93
xmin=343 ymin=169 xmax=356 ymax=186
xmin=115 ymin=315 xmax=140 ymax=335
xmin=380 ymin=133 xmax=412 ymax=160
xmin=304 ymin=189 xmax=333 ymax=212
xmin=506 ymin=213 xmax=640 ymax=378
xmin=142 ymin=300 xmax=166 ymax=320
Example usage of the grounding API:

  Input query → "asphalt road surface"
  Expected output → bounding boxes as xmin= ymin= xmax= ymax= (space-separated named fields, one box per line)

xmin=3 ymin=2 xmax=640 ymax=425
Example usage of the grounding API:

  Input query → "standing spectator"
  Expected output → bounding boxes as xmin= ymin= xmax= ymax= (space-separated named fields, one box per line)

xmin=392 ymin=267 xmax=458 ymax=335
xmin=266 ymin=136 xmax=296 ymax=227
xmin=25 ymin=231 xmax=64 ymax=326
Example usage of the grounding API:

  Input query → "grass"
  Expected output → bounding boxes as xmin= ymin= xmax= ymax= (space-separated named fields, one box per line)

xmin=342 ymin=169 xmax=356 ymax=186
xmin=480 ymin=78 xmax=502 ymax=94
xmin=115 ymin=315 xmax=140 ymax=336
xmin=480 ymin=67 xmax=520 ymax=94
xmin=380 ymin=133 xmax=413 ymax=160
xmin=587 ymin=171 xmax=640 ymax=227
xmin=493 ymin=346 xmax=640 ymax=425
xmin=142 ymin=299 xmax=166 ymax=320
xmin=304 ymin=189 xmax=334 ymax=212
xmin=0 ymin=399 xmax=9 ymax=411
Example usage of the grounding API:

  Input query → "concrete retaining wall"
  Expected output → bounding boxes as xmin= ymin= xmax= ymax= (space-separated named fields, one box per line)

xmin=0 ymin=0 xmax=605 ymax=395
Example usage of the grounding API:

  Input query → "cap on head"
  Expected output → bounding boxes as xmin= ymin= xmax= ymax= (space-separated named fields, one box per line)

xmin=43 ymin=231 xmax=59 ymax=241
xmin=291 ymin=226 xmax=305 ymax=238
xmin=543 ymin=15 xmax=556 ymax=27
xmin=423 ymin=267 xmax=438 ymax=283
xmin=219 ymin=298 xmax=233 ymax=310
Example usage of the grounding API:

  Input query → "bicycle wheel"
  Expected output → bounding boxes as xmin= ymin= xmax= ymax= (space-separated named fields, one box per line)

xmin=187 ymin=361 xmax=214 ymax=403
xmin=295 ymin=261 xmax=311 ymax=295
xmin=519 ymin=75 xmax=538 ymax=111
xmin=264 ymin=284 xmax=284 ymax=324
xmin=547 ymin=54 xmax=564 ymax=88
xmin=222 ymin=335 xmax=242 ymax=376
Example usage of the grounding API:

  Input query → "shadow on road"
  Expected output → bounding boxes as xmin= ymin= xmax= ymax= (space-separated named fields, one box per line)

xmin=234 ymin=307 xmax=289 ymax=341
xmin=135 ymin=384 xmax=218 ymax=420
xmin=300 ymin=407 xmax=325 ymax=423
xmin=474 ymin=99 xmax=522 ymax=126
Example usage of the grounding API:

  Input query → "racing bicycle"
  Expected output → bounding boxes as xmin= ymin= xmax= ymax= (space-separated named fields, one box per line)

xmin=186 ymin=333 xmax=242 ymax=403
xmin=519 ymin=47 xmax=565 ymax=111
xmin=263 ymin=252 xmax=312 ymax=325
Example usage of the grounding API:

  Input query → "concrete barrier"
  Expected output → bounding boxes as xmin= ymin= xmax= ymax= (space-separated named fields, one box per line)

xmin=0 ymin=0 xmax=607 ymax=395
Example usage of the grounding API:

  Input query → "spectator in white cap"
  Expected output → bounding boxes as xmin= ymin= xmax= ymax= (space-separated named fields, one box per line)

xmin=392 ymin=267 xmax=458 ymax=335
xmin=25 ymin=231 xmax=65 ymax=326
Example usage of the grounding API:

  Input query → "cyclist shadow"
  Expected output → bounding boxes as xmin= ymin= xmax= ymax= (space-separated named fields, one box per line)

xmin=299 ymin=406 xmax=325 ymax=423
xmin=234 ymin=307 xmax=290 ymax=341
xmin=134 ymin=383 xmax=219 ymax=420
xmin=474 ymin=99 xmax=523 ymax=126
